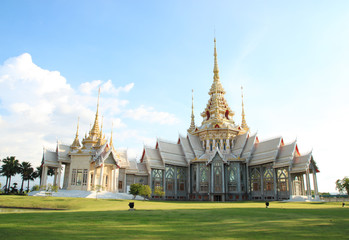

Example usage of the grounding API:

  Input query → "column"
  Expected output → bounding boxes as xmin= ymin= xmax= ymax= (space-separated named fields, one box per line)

xmin=273 ymin=169 xmax=277 ymax=200
xmin=196 ymin=164 xmax=200 ymax=193
xmin=57 ymin=164 xmax=62 ymax=189
xmin=206 ymin=139 xmax=210 ymax=153
xmin=93 ymin=168 xmax=97 ymax=190
xmin=220 ymin=139 xmax=223 ymax=151
xmin=288 ymin=167 xmax=293 ymax=199
xmin=41 ymin=165 xmax=46 ymax=186
xmin=313 ymin=169 xmax=319 ymax=200
xmin=53 ymin=168 xmax=57 ymax=186
xmin=99 ymin=164 xmax=104 ymax=188
xmin=115 ymin=168 xmax=120 ymax=192
xmin=246 ymin=164 xmax=250 ymax=195
xmin=260 ymin=167 xmax=264 ymax=200
xmin=174 ymin=167 xmax=178 ymax=199
xmin=306 ymin=170 xmax=311 ymax=198
xmin=226 ymin=139 xmax=230 ymax=151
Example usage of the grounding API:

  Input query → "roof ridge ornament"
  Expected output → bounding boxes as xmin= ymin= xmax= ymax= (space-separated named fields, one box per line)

xmin=240 ymin=86 xmax=249 ymax=131
xmin=188 ymin=89 xmax=196 ymax=133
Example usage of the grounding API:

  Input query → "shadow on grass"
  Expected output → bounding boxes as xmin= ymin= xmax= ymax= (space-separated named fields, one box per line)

xmin=0 ymin=207 xmax=348 ymax=240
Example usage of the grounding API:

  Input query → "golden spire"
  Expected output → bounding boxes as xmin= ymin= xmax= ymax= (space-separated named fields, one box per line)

xmin=110 ymin=121 xmax=114 ymax=148
xmin=200 ymin=38 xmax=235 ymax=127
xmin=188 ymin=89 xmax=196 ymax=133
xmin=90 ymin=88 xmax=101 ymax=136
xmin=213 ymin=38 xmax=219 ymax=81
xmin=241 ymin=86 xmax=248 ymax=130
xmin=71 ymin=117 xmax=81 ymax=149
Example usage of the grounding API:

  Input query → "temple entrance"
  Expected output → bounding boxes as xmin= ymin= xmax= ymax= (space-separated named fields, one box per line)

xmin=214 ymin=195 xmax=222 ymax=202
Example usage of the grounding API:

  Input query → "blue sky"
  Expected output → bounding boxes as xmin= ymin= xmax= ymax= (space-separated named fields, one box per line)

xmin=1 ymin=1 xmax=349 ymax=192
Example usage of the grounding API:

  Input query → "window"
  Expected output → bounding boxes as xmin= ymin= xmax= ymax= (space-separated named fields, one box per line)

xmin=90 ymin=174 xmax=94 ymax=186
xmin=210 ymin=140 xmax=213 ymax=151
xmin=263 ymin=167 xmax=274 ymax=192
xmin=250 ymin=168 xmax=261 ymax=191
xmin=76 ymin=170 xmax=83 ymax=186
xmin=199 ymin=163 xmax=209 ymax=192
xmin=227 ymin=163 xmax=238 ymax=192
xmin=213 ymin=162 xmax=222 ymax=192
xmin=277 ymin=168 xmax=288 ymax=192
xmin=83 ymin=169 xmax=88 ymax=186
xmin=118 ymin=181 xmax=123 ymax=189
xmin=152 ymin=169 xmax=163 ymax=190
xmin=223 ymin=139 xmax=226 ymax=151
xmin=71 ymin=169 xmax=77 ymax=185
xmin=105 ymin=175 xmax=108 ymax=188
xmin=177 ymin=167 xmax=186 ymax=192
xmin=165 ymin=166 xmax=175 ymax=192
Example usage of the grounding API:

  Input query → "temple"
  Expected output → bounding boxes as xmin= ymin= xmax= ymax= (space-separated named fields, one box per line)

xmin=41 ymin=39 xmax=319 ymax=201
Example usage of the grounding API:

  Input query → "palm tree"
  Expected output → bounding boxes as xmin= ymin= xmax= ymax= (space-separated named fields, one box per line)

xmin=19 ymin=162 xmax=32 ymax=193
xmin=27 ymin=168 xmax=38 ymax=192
xmin=0 ymin=156 xmax=20 ymax=193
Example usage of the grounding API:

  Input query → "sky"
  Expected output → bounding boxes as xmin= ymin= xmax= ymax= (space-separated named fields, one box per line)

xmin=0 ymin=1 xmax=349 ymax=193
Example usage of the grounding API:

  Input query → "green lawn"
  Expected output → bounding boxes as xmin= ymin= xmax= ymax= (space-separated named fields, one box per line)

xmin=0 ymin=196 xmax=348 ymax=239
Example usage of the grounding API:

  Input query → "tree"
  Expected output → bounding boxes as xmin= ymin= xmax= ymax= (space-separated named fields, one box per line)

xmin=336 ymin=177 xmax=349 ymax=195
xmin=129 ymin=183 xmax=143 ymax=199
xmin=26 ymin=167 xmax=38 ymax=192
xmin=153 ymin=186 xmax=165 ymax=198
xmin=19 ymin=161 xmax=32 ymax=193
xmin=0 ymin=156 xmax=20 ymax=193
xmin=139 ymin=185 xmax=151 ymax=200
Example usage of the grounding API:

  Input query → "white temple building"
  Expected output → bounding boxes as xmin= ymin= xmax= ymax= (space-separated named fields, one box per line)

xmin=41 ymin=39 xmax=319 ymax=201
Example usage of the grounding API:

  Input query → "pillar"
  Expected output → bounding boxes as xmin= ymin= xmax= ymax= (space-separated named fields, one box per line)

xmin=306 ymin=170 xmax=311 ymax=198
xmin=206 ymin=139 xmax=210 ymax=153
xmin=220 ymin=139 xmax=223 ymax=151
xmin=93 ymin=168 xmax=97 ymax=189
xmin=288 ymin=167 xmax=293 ymax=199
xmin=99 ymin=164 xmax=104 ymax=189
xmin=273 ymin=168 xmax=277 ymax=200
xmin=57 ymin=164 xmax=62 ymax=189
xmin=40 ymin=166 xmax=47 ymax=187
xmin=313 ymin=169 xmax=319 ymax=200
xmin=53 ymin=168 xmax=57 ymax=186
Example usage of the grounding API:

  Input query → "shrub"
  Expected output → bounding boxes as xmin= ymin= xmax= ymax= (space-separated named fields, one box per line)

xmin=154 ymin=186 xmax=165 ymax=198
xmin=32 ymin=185 xmax=40 ymax=191
xmin=139 ymin=185 xmax=151 ymax=200
xmin=129 ymin=183 xmax=143 ymax=199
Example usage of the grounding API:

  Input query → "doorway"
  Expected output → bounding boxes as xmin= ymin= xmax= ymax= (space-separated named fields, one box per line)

xmin=214 ymin=195 xmax=222 ymax=202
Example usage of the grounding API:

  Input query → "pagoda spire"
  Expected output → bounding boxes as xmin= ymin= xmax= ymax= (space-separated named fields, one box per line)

xmin=71 ymin=117 xmax=81 ymax=149
xmin=110 ymin=121 xmax=114 ymax=148
xmin=201 ymin=38 xmax=234 ymax=125
xmin=241 ymin=86 xmax=248 ymax=130
xmin=188 ymin=89 xmax=196 ymax=133
xmin=90 ymin=88 xmax=101 ymax=136
xmin=213 ymin=38 xmax=219 ymax=80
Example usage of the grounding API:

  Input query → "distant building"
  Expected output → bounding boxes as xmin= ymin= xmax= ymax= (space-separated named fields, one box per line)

xmin=41 ymin=39 xmax=319 ymax=201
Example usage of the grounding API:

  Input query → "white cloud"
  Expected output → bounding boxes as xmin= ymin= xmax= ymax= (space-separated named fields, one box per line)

xmin=79 ymin=80 xmax=102 ymax=94
xmin=124 ymin=105 xmax=180 ymax=125
xmin=0 ymin=53 xmax=179 ymax=177
xmin=79 ymin=79 xmax=134 ymax=95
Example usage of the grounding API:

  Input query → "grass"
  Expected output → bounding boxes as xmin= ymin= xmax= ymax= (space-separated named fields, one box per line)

xmin=0 ymin=196 xmax=348 ymax=239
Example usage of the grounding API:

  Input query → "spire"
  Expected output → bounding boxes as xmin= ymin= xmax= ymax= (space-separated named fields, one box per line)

xmin=241 ymin=86 xmax=248 ymax=130
xmin=110 ymin=121 xmax=114 ymax=148
xmin=71 ymin=117 xmax=81 ymax=149
xmin=90 ymin=88 xmax=101 ymax=136
xmin=188 ymin=89 xmax=196 ymax=133
xmin=213 ymin=38 xmax=219 ymax=80
xmin=201 ymin=38 xmax=234 ymax=126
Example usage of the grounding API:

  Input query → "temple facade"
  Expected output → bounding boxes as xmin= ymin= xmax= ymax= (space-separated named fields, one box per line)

xmin=41 ymin=39 xmax=319 ymax=201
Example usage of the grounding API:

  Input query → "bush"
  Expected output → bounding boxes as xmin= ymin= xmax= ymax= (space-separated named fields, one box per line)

xmin=129 ymin=183 xmax=143 ymax=199
xmin=154 ymin=186 xmax=165 ymax=198
xmin=32 ymin=185 xmax=40 ymax=191
xmin=139 ymin=185 xmax=151 ymax=200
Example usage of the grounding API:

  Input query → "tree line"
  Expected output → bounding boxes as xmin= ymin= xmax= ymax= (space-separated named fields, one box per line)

xmin=0 ymin=156 xmax=54 ymax=194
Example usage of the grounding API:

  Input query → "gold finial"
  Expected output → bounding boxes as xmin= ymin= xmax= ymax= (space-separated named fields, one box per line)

xmin=241 ymin=86 xmax=248 ymax=130
xmin=90 ymin=88 xmax=101 ymax=136
xmin=71 ymin=117 xmax=81 ymax=148
xmin=213 ymin=38 xmax=219 ymax=80
xmin=110 ymin=121 xmax=114 ymax=148
xmin=188 ymin=89 xmax=196 ymax=132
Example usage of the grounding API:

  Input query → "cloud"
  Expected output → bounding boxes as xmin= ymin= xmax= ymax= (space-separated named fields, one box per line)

xmin=124 ymin=105 xmax=180 ymax=125
xmin=79 ymin=79 xmax=134 ymax=95
xmin=0 ymin=53 xmax=179 ymax=176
